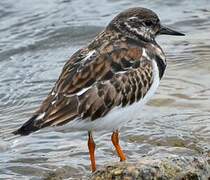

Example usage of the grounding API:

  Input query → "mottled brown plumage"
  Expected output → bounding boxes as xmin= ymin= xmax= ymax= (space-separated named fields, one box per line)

xmin=28 ymin=30 xmax=154 ymax=129
xmin=13 ymin=7 xmax=184 ymax=173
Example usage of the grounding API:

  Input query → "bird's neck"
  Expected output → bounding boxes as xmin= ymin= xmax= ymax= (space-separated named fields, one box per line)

xmin=88 ymin=29 xmax=124 ymax=50
xmin=145 ymin=42 xmax=167 ymax=79
xmin=154 ymin=52 xmax=167 ymax=79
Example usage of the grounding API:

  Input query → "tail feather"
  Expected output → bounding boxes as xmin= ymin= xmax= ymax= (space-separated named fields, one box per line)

xmin=13 ymin=114 xmax=40 ymax=136
xmin=13 ymin=96 xmax=79 ymax=136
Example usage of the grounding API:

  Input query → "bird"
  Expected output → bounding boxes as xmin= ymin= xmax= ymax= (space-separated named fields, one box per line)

xmin=13 ymin=7 xmax=184 ymax=172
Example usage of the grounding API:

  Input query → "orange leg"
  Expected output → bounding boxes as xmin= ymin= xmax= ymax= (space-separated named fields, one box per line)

xmin=88 ymin=131 xmax=96 ymax=172
xmin=111 ymin=130 xmax=126 ymax=161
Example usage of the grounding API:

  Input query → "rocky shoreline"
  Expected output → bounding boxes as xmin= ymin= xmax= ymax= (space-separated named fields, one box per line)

xmin=44 ymin=147 xmax=210 ymax=180
xmin=91 ymin=147 xmax=210 ymax=180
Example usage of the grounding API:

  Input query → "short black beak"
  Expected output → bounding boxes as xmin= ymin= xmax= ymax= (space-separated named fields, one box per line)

xmin=159 ymin=25 xmax=185 ymax=36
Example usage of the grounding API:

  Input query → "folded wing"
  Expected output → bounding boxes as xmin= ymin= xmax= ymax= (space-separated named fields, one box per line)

xmin=13 ymin=40 xmax=154 ymax=135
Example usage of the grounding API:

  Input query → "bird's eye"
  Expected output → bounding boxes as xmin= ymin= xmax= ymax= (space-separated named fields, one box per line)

xmin=144 ymin=20 xmax=153 ymax=26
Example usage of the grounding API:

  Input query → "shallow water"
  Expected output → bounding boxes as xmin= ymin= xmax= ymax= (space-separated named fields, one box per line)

xmin=0 ymin=0 xmax=210 ymax=179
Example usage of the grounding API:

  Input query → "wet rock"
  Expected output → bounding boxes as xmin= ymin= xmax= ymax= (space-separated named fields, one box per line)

xmin=43 ymin=166 xmax=84 ymax=180
xmin=91 ymin=147 xmax=210 ymax=180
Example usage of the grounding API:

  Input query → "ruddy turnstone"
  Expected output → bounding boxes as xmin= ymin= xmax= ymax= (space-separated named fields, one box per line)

xmin=13 ymin=7 xmax=184 ymax=172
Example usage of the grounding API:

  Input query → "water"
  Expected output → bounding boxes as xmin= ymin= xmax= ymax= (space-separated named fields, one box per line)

xmin=0 ymin=0 xmax=210 ymax=179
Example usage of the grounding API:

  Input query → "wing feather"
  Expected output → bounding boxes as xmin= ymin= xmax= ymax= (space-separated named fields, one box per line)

xmin=14 ymin=33 xmax=155 ymax=135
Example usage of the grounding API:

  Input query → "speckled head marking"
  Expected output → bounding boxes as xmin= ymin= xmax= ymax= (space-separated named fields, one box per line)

xmin=108 ymin=7 xmax=184 ymax=42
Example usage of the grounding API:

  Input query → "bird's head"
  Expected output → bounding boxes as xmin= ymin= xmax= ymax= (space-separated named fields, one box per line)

xmin=108 ymin=7 xmax=185 ymax=42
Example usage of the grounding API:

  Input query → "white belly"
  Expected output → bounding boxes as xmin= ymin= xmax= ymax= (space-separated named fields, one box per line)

xmin=68 ymin=60 xmax=160 ymax=131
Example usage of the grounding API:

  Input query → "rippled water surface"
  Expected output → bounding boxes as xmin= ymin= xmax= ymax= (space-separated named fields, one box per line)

xmin=0 ymin=0 xmax=210 ymax=179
